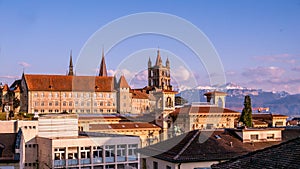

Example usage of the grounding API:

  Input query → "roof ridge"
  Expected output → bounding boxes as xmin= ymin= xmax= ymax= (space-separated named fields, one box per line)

xmin=173 ymin=130 xmax=201 ymax=160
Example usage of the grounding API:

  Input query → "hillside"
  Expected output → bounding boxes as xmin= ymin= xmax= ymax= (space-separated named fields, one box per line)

xmin=178 ymin=83 xmax=300 ymax=116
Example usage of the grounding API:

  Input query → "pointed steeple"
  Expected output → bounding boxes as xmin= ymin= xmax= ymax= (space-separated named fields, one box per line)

xmin=68 ymin=50 xmax=74 ymax=76
xmin=155 ymin=49 xmax=162 ymax=66
xmin=99 ymin=48 xmax=108 ymax=77
xmin=166 ymin=57 xmax=170 ymax=68
xmin=148 ymin=57 xmax=152 ymax=68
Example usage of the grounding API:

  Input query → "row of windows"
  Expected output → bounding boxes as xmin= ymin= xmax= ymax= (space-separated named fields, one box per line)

xmin=33 ymin=101 xmax=115 ymax=107
xmin=33 ymin=92 xmax=114 ymax=99
xmin=54 ymin=144 xmax=138 ymax=160
xmin=24 ymin=126 xmax=36 ymax=129
xmin=34 ymin=109 xmax=116 ymax=113
xmin=24 ymin=163 xmax=37 ymax=167
xmin=25 ymin=144 xmax=37 ymax=148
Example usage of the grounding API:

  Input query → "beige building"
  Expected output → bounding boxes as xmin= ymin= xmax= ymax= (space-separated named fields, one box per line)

xmin=171 ymin=103 xmax=240 ymax=134
xmin=0 ymin=113 xmax=141 ymax=169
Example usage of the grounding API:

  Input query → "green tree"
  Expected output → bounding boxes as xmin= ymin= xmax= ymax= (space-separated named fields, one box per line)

xmin=239 ymin=95 xmax=253 ymax=127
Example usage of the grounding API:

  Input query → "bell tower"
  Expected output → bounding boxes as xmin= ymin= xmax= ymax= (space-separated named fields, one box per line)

xmin=148 ymin=49 xmax=172 ymax=90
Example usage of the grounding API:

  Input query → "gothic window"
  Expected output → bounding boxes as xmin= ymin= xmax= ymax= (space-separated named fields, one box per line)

xmin=166 ymin=97 xmax=172 ymax=107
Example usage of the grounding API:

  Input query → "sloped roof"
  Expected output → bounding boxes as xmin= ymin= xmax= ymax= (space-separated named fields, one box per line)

xmin=212 ymin=137 xmax=300 ymax=169
xmin=171 ymin=105 xmax=240 ymax=116
xmin=118 ymin=75 xmax=130 ymax=88
xmin=89 ymin=122 xmax=160 ymax=130
xmin=23 ymin=74 xmax=114 ymax=92
xmin=204 ymin=91 xmax=227 ymax=96
xmin=130 ymin=90 xmax=149 ymax=99
xmin=138 ymin=130 xmax=281 ymax=163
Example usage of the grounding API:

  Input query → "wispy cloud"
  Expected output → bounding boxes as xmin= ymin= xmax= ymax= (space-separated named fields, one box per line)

xmin=18 ymin=61 xmax=31 ymax=68
xmin=291 ymin=67 xmax=300 ymax=72
xmin=242 ymin=66 xmax=285 ymax=79
xmin=0 ymin=75 xmax=20 ymax=79
xmin=253 ymin=53 xmax=297 ymax=64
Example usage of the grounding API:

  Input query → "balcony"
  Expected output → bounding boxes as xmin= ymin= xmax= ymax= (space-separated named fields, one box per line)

xmin=105 ymin=157 xmax=115 ymax=163
xmin=54 ymin=160 xmax=66 ymax=167
xmin=67 ymin=159 xmax=78 ymax=166
xmin=116 ymin=156 xmax=126 ymax=162
xmin=93 ymin=157 xmax=103 ymax=164
xmin=128 ymin=155 xmax=137 ymax=161
xmin=80 ymin=158 xmax=91 ymax=165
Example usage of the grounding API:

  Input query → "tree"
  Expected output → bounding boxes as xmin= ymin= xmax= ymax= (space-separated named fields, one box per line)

xmin=239 ymin=95 xmax=253 ymax=127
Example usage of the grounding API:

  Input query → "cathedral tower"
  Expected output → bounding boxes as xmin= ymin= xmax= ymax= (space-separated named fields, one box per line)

xmin=148 ymin=50 xmax=172 ymax=90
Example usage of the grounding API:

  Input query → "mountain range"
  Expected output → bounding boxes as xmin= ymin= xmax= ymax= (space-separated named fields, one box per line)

xmin=177 ymin=83 xmax=300 ymax=117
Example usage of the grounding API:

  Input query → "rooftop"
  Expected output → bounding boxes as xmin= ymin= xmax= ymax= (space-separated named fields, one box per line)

xmin=212 ymin=136 xmax=300 ymax=169
xmin=138 ymin=129 xmax=282 ymax=163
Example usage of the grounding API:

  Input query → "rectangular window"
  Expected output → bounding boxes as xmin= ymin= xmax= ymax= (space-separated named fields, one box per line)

xmin=55 ymin=101 xmax=59 ymax=106
xmin=105 ymin=145 xmax=115 ymax=163
xmin=128 ymin=144 xmax=138 ymax=161
xmin=63 ymin=101 xmax=67 ymax=106
xmin=267 ymin=134 xmax=275 ymax=139
xmin=49 ymin=102 xmax=53 ymax=106
xmin=41 ymin=101 xmax=45 ymax=106
xmin=69 ymin=101 xmax=73 ymax=106
xmin=116 ymin=145 xmax=126 ymax=162
xmin=251 ymin=134 xmax=259 ymax=140
xmin=93 ymin=146 xmax=103 ymax=164
xmin=153 ymin=161 xmax=158 ymax=169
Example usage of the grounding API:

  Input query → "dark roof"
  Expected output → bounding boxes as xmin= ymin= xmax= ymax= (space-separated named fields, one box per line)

xmin=0 ymin=133 xmax=18 ymax=163
xmin=212 ymin=137 xmax=300 ymax=169
xmin=23 ymin=74 xmax=114 ymax=92
xmin=138 ymin=129 xmax=281 ymax=163
xmin=130 ymin=90 xmax=149 ymax=99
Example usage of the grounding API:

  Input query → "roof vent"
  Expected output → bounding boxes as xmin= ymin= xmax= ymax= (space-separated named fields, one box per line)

xmin=108 ymin=125 xmax=112 ymax=129
xmin=135 ymin=124 xmax=139 ymax=128
xmin=122 ymin=125 xmax=125 ymax=128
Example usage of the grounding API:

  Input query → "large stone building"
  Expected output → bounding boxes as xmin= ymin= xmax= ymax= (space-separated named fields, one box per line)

xmin=15 ymin=51 xmax=117 ymax=114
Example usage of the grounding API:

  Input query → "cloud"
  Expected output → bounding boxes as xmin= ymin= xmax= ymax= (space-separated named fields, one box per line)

xmin=18 ymin=62 xmax=31 ymax=68
xmin=242 ymin=66 xmax=285 ymax=79
xmin=253 ymin=53 xmax=297 ymax=64
xmin=291 ymin=67 xmax=300 ymax=72
xmin=172 ymin=66 xmax=190 ymax=81
xmin=0 ymin=75 xmax=20 ymax=79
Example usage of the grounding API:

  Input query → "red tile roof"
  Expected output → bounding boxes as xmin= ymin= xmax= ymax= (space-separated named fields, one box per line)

xmin=118 ymin=75 xmax=130 ymax=88
xmin=23 ymin=74 xmax=115 ymax=92
xmin=89 ymin=122 xmax=160 ymax=130
xmin=171 ymin=106 xmax=240 ymax=116
xmin=204 ymin=91 xmax=227 ymax=96
xmin=130 ymin=90 xmax=149 ymax=99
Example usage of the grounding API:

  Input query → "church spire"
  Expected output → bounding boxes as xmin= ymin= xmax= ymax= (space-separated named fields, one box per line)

xmin=166 ymin=57 xmax=170 ymax=68
xmin=99 ymin=48 xmax=108 ymax=77
xmin=155 ymin=49 xmax=162 ymax=66
xmin=68 ymin=50 xmax=74 ymax=76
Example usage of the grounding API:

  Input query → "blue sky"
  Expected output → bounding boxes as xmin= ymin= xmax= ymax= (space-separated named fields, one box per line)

xmin=1 ymin=0 xmax=300 ymax=93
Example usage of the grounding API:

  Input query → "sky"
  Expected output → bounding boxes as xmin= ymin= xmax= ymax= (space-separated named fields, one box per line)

xmin=1 ymin=0 xmax=300 ymax=93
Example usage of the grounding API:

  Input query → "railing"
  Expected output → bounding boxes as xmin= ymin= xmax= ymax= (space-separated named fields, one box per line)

xmin=93 ymin=157 xmax=103 ymax=164
xmin=67 ymin=159 xmax=78 ymax=166
xmin=80 ymin=158 xmax=91 ymax=165
xmin=128 ymin=155 xmax=137 ymax=161
xmin=116 ymin=156 xmax=126 ymax=162
xmin=54 ymin=160 xmax=66 ymax=167
xmin=105 ymin=157 xmax=114 ymax=163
